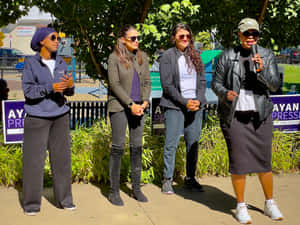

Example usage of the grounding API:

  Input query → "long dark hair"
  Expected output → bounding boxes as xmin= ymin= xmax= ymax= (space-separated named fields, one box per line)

xmin=114 ymin=24 xmax=143 ymax=68
xmin=171 ymin=23 xmax=203 ymax=74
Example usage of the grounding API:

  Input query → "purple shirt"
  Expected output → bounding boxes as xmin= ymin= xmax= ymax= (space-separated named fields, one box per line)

xmin=130 ymin=69 xmax=141 ymax=102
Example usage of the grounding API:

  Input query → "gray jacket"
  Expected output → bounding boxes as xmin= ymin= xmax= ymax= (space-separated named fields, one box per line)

xmin=22 ymin=53 xmax=74 ymax=117
xmin=159 ymin=47 xmax=207 ymax=110
xmin=107 ymin=51 xmax=151 ymax=113
xmin=212 ymin=45 xmax=280 ymax=126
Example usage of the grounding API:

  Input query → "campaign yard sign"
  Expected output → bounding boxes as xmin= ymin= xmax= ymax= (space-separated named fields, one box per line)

xmin=271 ymin=95 xmax=300 ymax=132
xmin=2 ymin=100 xmax=25 ymax=144
xmin=151 ymin=98 xmax=165 ymax=135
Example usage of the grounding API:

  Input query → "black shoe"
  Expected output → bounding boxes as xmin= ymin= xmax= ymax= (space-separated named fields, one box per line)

xmin=63 ymin=203 xmax=76 ymax=211
xmin=24 ymin=209 xmax=40 ymax=216
xmin=133 ymin=189 xmax=148 ymax=202
xmin=109 ymin=192 xmax=124 ymax=206
xmin=184 ymin=177 xmax=204 ymax=192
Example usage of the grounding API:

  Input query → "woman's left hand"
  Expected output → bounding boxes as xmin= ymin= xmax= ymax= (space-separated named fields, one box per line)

xmin=60 ymin=73 xmax=74 ymax=88
xmin=131 ymin=103 xmax=144 ymax=116
xmin=186 ymin=99 xmax=200 ymax=111
xmin=252 ymin=54 xmax=263 ymax=72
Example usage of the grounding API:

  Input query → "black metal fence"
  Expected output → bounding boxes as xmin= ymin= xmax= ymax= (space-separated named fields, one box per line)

xmin=68 ymin=101 xmax=107 ymax=129
xmin=68 ymin=100 xmax=217 ymax=130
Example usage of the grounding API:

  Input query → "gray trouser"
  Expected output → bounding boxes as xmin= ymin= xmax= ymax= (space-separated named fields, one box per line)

xmin=109 ymin=110 xmax=144 ymax=194
xmin=22 ymin=113 xmax=73 ymax=211
xmin=109 ymin=110 xmax=145 ymax=149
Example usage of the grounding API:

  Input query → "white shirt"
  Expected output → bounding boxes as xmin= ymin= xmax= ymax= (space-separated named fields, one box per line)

xmin=42 ymin=59 xmax=56 ymax=78
xmin=235 ymin=89 xmax=257 ymax=111
xmin=178 ymin=55 xmax=197 ymax=99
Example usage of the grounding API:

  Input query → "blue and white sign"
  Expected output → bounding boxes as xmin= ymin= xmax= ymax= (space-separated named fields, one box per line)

xmin=271 ymin=95 xmax=300 ymax=132
xmin=2 ymin=100 xmax=25 ymax=144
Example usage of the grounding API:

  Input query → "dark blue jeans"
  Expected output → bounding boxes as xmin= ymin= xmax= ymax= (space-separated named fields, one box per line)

xmin=163 ymin=108 xmax=203 ymax=179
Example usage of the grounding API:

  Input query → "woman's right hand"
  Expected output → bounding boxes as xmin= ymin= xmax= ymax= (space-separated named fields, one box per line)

xmin=130 ymin=103 xmax=144 ymax=116
xmin=226 ymin=90 xmax=238 ymax=101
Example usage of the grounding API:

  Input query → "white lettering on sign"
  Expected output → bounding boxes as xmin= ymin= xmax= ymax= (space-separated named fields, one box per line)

xmin=8 ymin=110 xmax=16 ymax=119
xmin=16 ymin=109 xmax=24 ymax=118
xmin=8 ymin=109 xmax=25 ymax=119
xmin=273 ymin=103 xmax=299 ymax=112
xmin=154 ymin=106 xmax=162 ymax=114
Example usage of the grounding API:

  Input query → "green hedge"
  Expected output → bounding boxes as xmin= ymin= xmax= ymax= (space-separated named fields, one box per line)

xmin=0 ymin=117 xmax=299 ymax=187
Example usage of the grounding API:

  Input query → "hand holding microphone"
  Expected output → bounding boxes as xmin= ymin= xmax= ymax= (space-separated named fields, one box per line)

xmin=250 ymin=44 xmax=263 ymax=72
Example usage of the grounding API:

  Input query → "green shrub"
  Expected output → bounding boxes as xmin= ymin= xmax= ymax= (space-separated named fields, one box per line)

xmin=0 ymin=116 xmax=299 ymax=187
xmin=198 ymin=115 xmax=229 ymax=177
xmin=0 ymin=129 xmax=23 ymax=186
xmin=272 ymin=130 xmax=300 ymax=172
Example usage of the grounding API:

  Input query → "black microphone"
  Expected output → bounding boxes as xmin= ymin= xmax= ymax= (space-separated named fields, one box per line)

xmin=250 ymin=44 xmax=260 ymax=72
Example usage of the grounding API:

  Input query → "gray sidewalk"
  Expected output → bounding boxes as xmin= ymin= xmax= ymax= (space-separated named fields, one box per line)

xmin=0 ymin=174 xmax=299 ymax=225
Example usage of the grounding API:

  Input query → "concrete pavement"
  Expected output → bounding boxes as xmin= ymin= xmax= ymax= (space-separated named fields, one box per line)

xmin=0 ymin=174 xmax=299 ymax=225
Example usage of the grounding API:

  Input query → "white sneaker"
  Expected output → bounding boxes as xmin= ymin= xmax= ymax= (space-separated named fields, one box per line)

xmin=264 ymin=200 xmax=283 ymax=220
xmin=236 ymin=204 xmax=252 ymax=224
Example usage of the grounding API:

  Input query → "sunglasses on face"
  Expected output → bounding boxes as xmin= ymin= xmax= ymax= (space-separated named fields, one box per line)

xmin=242 ymin=30 xmax=259 ymax=37
xmin=49 ymin=34 xmax=61 ymax=42
xmin=178 ymin=34 xmax=191 ymax=40
xmin=126 ymin=36 xmax=141 ymax=42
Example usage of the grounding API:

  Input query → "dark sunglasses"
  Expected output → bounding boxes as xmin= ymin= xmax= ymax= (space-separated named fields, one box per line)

xmin=127 ymin=36 xmax=141 ymax=42
xmin=242 ymin=30 xmax=259 ymax=37
xmin=178 ymin=34 xmax=191 ymax=40
xmin=49 ymin=34 xmax=61 ymax=42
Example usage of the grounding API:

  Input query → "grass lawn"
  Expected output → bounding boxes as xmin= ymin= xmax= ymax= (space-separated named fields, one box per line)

xmin=279 ymin=64 xmax=300 ymax=93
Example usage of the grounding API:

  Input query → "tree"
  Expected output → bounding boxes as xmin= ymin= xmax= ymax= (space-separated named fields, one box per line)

xmin=32 ymin=0 xmax=160 ymax=82
xmin=140 ymin=0 xmax=300 ymax=58
xmin=0 ymin=32 xmax=5 ymax=47
xmin=0 ymin=0 xmax=32 ymax=27
xmin=190 ymin=0 xmax=300 ymax=50
xmin=2 ymin=0 xmax=298 ymax=83
xmin=195 ymin=32 xmax=213 ymax=50
xmin=138 ymin=0 xmax=202 ymax=61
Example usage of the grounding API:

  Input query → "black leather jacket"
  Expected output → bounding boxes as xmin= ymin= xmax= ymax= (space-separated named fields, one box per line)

xmin=212 ymin=45 xmax=280 ymax=126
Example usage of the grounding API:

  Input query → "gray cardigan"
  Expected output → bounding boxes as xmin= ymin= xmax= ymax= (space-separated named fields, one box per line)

xmin=107 ymin=50 xmax=151 ymax=112
xmin=22 ymin=53 xmax=74 ymax=117
xmin=159 ymin=47 xmax=207 ymax=110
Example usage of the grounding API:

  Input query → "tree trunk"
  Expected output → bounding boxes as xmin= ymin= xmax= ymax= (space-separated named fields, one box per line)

xmin=78 ymin=23 xmax=108 ymax=83
xmin=258 ymin=0 xmax=269 ymax=25
xmin=140 ymin=0 xmax=152 ymax=24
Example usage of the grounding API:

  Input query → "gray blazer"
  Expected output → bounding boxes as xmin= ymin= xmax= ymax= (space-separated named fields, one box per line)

xmin=159 ymin=47 xmax=207 ymax=110
xmin=107 ymin=50 xmax=151 ymax=112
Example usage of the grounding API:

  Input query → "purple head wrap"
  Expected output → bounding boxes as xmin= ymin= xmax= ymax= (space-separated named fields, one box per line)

xmin=30 ymin=27 xmax=56 ymax=52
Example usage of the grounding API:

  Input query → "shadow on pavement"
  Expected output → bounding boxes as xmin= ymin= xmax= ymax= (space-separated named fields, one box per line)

xmin=91 ymin=182 xmax=134 ymax=203
xmin=173 ymin=184 xmax=264 ymax=217
xmin=16 ymin=186 xmax=65 ymax=209
xmin=42 ymin=188 xmax=57 ymax=207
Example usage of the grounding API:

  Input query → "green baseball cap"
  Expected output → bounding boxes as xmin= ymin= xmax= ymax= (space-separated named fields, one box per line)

xmin=238 ymin=18 xmax=259 ymax=33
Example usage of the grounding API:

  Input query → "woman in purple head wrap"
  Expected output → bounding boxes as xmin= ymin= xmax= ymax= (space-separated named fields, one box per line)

xmin=21 ymin=26 xmax=76 ymax=215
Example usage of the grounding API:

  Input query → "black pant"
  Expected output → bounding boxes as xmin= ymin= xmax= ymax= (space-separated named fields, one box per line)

xmin=22 ymin=113 xmax=73 ymax=211
xmin=109 ymin=110 xmax=145 ymax=149
xmin=108 ymin=110 xmax=145 ymax=195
